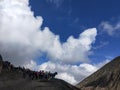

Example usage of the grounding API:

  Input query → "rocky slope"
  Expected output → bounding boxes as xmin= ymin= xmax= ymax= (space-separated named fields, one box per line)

xmin=0 ymin=66 xmax=80 ymax=90
xmin=76 ymin=56 xmax=120 ymax=90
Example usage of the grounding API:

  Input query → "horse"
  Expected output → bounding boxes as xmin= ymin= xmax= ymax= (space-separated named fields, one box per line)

xmin=48 ymin=72 xmax=58 ymax=79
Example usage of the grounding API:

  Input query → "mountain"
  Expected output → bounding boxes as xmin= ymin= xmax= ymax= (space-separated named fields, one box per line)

xmin=76 ymin=56 xmax=120 ymax=90
xmin=0 ymin=60 xmax=80 ymax=90
xmin=0 ymin=74 xmax=79 ymax=90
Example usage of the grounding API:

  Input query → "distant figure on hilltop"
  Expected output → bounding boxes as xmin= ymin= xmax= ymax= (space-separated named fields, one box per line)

xmin=0 ymin=54 xmax=3 ymax=61
xmin=0 ymin=54 xmax=3 ymax=74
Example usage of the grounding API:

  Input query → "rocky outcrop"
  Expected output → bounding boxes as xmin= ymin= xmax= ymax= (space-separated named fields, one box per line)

xmin=76 ymin=56 xmax=120 ymax=90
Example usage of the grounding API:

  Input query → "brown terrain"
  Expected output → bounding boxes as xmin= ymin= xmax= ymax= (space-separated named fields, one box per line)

xmin=0 ymin=72 xmax=79 ymax=90
xmin=76 ymin=56 xmax=120 ymax=90
xmin=1 ymin=54 xmax=120 ymax=90
xmin=0 ymin=54 xmax=80 ymax=90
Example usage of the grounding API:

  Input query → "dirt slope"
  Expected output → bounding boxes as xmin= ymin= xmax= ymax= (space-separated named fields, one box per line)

xmin=76 ymin=56 xmax=120 ymax=90
xmin=0 ymin=70 xmax=80 ymax=90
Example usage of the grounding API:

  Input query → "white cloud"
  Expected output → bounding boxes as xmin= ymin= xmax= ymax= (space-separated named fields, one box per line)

xmin=0 ymin=0 xmax=43 ymax=65
xmin=0 ymin=0 xmax=97 ymax=65
xmin=37 ymin=61 xmax=97 ymax=84
xmin=60 ymin=28 xmax=97 ymax=64
xmin=57 ymin=73 xmax=77 ymax=84
xmin=0 ymin=0 xmax=98 ymax=85
xmin=24 ymin=58 xmax=110 ymax=85
xmin=36 ymin=60 xmax=109 ymax=85
xmin=100 ymin=21 xmax=120 ymax=36
xmin=24 ymin=60 xmax=37 ymax=69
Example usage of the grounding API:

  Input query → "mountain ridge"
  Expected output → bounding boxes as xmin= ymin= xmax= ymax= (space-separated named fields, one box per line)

xmin=0 ymin=54 xmax=80 ymax=90
xmin=76 ymin=56 xmax=120 ymax=90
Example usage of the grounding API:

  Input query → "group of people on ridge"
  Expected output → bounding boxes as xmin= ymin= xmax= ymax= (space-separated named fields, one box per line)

xmin=0 ymin=54 xmax=58 ymax=80
xmin=22 ymin=69 xmax=58 ymax=80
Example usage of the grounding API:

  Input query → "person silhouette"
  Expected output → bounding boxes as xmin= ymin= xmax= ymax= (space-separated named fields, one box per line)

xmin=0 ymin=54 xmax=3 ymax=73
xmin=0 ymin=54 xmax=3 ymax=61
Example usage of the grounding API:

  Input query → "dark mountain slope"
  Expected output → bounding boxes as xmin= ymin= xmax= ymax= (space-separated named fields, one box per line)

xmin=0 ymin=65 xmax=80 ymax=90
xmin=76 ymin=56 xmax=120 ymax=90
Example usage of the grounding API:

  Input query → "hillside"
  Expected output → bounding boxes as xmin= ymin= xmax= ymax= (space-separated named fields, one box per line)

xmin=0 ymin=60 xmax=80 ymax=90
xmin=76 ymin=56 xmax=120 ymax=90
xmin=0 ymin=69 xmax=80 ymax=90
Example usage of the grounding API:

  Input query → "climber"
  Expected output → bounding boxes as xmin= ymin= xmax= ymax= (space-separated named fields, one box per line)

xmin=0 ymin=54 xmax=3 ymax=74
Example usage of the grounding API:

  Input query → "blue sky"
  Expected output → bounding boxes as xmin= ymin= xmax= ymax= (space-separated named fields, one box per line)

xmin=29 ymin=0 xmax=120 ymax=63
xmin=0 ymin=0 xmax=120 ymax=84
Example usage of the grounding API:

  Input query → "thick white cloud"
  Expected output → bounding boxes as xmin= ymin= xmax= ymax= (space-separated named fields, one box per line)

xmin=29 ymin=60 xmax=109 ymax=85
xmin=0 ymin=0 xmax=98 ymax=85
xmin=0 ymin=0 xmax=97 ymax=65
xmin=0 ymin=0 xmax=43 ymax=65
xmin=60 ymin=28 xmax=97 ymax=63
